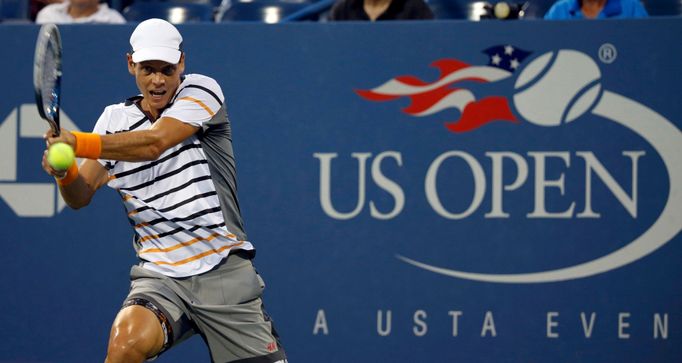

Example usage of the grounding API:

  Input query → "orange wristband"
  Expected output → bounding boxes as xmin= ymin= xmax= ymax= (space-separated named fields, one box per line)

xmin=72 ymin=132 xmax=102 ymax=159
xmin=56 ymin=161 xmax=79 ymax=186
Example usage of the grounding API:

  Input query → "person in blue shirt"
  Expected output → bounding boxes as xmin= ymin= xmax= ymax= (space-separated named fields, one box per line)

xmin=544 ymin=0 xmax=648 ymax=19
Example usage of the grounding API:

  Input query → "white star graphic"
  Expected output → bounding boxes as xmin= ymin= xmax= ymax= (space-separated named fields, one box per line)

xmin=510 ymin=58 xmax=520 ymax=69
xmin=491 ymin=54 xmax=502 ymax=65
xmin=504 ymin=45 xmax=514 ymax=55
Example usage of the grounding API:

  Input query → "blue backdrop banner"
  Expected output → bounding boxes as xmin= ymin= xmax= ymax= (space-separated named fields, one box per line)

xmin=0 ymin=19 xmax=680 ymax=362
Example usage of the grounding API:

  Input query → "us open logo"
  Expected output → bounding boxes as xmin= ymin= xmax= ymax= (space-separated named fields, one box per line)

xmin=0 ymin=104 xmax=80 ymax=217
xmin=341 ymin=46 xmax=682 ymax=284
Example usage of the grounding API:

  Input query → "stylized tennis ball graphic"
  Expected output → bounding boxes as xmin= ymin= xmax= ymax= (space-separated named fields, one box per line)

xmin=513 ymin=50 xmax=602 ymax=126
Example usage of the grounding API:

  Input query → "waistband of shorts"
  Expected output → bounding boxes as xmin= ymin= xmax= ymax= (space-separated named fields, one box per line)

xmin=197 ymin=248 xmax=255 ymax=276
xmin=232 ymin=248 xmax=255 ymax=261
xmin=133 ymin=249 xmax=255 ymax=280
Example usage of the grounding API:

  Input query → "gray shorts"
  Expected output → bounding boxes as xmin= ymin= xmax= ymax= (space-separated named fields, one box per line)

xmin=123 ymin=251 xmax=286 ymax=363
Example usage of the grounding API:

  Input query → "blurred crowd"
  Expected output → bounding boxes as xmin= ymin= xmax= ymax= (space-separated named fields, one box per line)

xmin=5 ymin=0 xmax=665 ymax=25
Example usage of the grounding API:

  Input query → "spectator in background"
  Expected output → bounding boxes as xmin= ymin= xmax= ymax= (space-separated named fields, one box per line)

xmin=544 ymin=0 xmax=648 ymax=19
xmin=36 ymin=0 xmax=125 ymax=23
xmin=31 ymin=0 xmax=63 ymax=21
xmin=329 ymin=0 xmax=434 ymax=21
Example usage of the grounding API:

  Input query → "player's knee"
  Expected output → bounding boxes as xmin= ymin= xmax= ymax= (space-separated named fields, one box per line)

xmin=106 ymin=326 xmax=162 ymax=363
xmin=106 ymin=307 xmax=164 ymax=363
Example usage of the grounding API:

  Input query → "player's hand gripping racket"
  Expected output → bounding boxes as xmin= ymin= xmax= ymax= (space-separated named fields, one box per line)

xmin=33 ymin=23 xmax=63 ymax=137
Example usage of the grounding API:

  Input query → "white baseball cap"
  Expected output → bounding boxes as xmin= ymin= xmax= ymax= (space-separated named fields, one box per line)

xmin=130 ymin=19 xmax=183 ymax=64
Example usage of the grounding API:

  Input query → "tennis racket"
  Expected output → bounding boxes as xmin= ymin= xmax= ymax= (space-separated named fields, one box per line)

xmin=33 ymin=23 xmax=63 ymax=137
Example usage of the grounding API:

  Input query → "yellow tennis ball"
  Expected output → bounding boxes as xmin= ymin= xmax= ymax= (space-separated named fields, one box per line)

xmin=494 ymin=1 xmax=511 ymax=19
xmin=47 ymin=142 xmax=75 ymax=171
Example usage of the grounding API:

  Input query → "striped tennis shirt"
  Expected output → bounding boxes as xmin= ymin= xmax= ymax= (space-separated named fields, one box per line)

xmin=93 ymin=74 xmax=253 ymax=277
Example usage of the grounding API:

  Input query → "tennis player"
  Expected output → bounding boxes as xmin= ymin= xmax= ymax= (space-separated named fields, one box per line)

xmin=41 ymin=19 xmax=287 ymax=363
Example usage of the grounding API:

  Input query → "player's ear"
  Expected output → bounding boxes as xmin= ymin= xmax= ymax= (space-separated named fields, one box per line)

xmin=177 ymin=53 xmax=185 ymax=75
xmin=126 ymin=53 xmax=136 ymax=75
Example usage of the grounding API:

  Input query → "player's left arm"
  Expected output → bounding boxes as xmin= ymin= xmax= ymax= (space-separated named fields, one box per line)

xmin=47 ymin=117 xmax=198 ymax=162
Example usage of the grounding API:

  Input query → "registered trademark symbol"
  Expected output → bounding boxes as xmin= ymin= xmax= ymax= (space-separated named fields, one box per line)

xmin=598 ymin=43 xmax=617 ymax=64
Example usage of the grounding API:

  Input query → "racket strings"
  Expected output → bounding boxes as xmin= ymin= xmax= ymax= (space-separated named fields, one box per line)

xmin=40 ymin=40 xmax=60 ymax=120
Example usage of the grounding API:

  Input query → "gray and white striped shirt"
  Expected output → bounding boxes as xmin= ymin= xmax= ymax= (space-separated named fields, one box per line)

xmin=93 ymin=74 xmax=253 ymax=277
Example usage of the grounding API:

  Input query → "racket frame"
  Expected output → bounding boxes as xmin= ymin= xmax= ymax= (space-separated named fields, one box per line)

xmin=33 ymin=23 xmax=63 ymax=137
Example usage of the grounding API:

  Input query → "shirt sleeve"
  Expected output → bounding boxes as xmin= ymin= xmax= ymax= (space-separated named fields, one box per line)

xmin=100 ymin=5 xmax=127 ymax=23
xmin=630 ymin=0 xmax=649 ymax=17
xmin=162 ymin=77 xmax=225 ymax=128
xmin=410 ymin=0 xmax=434 ymax=19
xmin=111 ymin=11 xmax=127 ymax=23
xmin=35 ymin=5 xmax=60 ymax=24
xmin=91 ymin=106 xmax=117 ymax=170
xmin=329 ymin=2 xmax=342 ymax=20
xmin=544 ymin=3 xmax=564 ymax=19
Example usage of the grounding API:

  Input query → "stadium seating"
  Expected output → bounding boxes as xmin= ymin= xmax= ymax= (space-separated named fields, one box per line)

xmin=7 ymin=0 xmax=676 ymax=24
xmin=280 ymin=0 xmax=334 ymax=21
xmin=520 ymin=0 xmax=555 ymax=18
xmin=123 ymin=1 xmax=216 ymax=22
xmin=217 ymin=0 xmax=314 ymax=22
xmin=426 ymin=0 xmax=492 ymax=19
xmin=643 ymin=0 xmax=682 ymax=16
xmin=427 ymin=0 xmax=560 ymax=20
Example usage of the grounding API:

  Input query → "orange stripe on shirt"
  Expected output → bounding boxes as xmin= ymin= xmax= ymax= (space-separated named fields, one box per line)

xmin=151 ymin=242 xmax=245 ymax=267
xmin=138 ymin=232 xmax=237 ymax=253
xmin=139 ymin=232 xmax=219 ymax=252
xmin=178 ymin=96 xmax=215 ymax=117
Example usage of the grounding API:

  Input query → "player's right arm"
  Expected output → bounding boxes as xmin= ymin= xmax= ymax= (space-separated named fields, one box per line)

xmin=40 ymin=103 xmax=118 ymax=209
xmin=42 ymin=150 xmax=109 ymax=210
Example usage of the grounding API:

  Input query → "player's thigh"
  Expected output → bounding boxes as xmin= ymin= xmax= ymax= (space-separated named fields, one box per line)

xmin=108 ymin=305 xmax=165 ymax=355
xmin=126 ymin=267 xmax=199 ymax=355
xmin=191 ymin=254 xmax=286 ymax=362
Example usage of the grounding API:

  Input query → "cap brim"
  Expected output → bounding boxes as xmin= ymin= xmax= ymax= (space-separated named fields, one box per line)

xmin=132 ymin=47 xmax=181 ymax=64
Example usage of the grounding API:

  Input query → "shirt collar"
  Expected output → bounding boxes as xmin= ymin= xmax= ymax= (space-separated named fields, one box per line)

xmin=568 ymin=0 xmax=581 ymax=15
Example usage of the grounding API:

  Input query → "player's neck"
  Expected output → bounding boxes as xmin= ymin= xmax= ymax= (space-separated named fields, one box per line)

xmin=364 ymin=0 xmax=391 ymax=20
xmin=140 ymin=99 xmax=161 ymax=121
xmin=68 ymin=2 xmax=99 ymax=18
xmin=581 ymin=0 xmax=606 ymax=18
